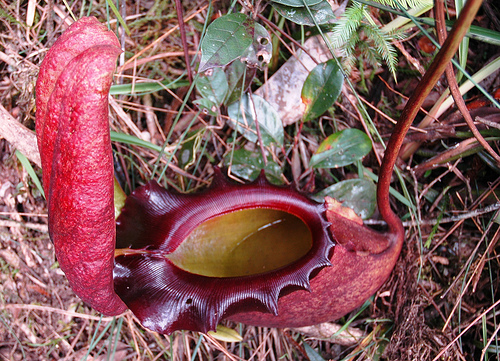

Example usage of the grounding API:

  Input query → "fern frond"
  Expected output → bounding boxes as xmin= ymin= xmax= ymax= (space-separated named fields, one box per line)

xmin=342 ymin=31 xmax=361 ymax=73
xmin=327 ymin=1 xmax=400 ymax=79
xmin=363 ymin=24 xmax=399 ymax=79
xmin=363 ymin=0 xmax=432 ymax=9
xmin=357 ymin=41 xmax=381 ymax=68
xmin=329 ymin=2 xmax=366 ymax=49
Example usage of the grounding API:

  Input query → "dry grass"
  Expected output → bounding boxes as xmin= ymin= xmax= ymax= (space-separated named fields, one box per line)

xmin=1 ymin=0 xmax=500 ymax=360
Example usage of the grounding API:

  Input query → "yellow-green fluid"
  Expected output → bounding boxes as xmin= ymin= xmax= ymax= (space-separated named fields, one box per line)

xmin=166 ymin=208 xmax=313 ymax=277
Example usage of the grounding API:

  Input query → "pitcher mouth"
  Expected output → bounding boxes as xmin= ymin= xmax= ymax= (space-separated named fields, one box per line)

xmin=113 ymin=169 xmax=333 ymax=334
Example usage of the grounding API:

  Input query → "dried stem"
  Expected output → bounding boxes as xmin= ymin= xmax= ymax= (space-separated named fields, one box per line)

xmin=0 ymin=104 xmax=41 ymax=167
xmin=175 ymin=0 xmax=193 ymax=84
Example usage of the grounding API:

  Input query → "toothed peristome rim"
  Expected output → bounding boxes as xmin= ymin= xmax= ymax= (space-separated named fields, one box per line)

xmin=113 ymin=169 xmax=334 ymax=334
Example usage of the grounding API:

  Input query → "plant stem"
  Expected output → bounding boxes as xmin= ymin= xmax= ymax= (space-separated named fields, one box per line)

xmin=435 ymin=0 xmax=500 ymax=164
xmin=175 ymin=0 xmax=193 ymax=84
xmin=376 ymin=0 xmax=483 ymax=236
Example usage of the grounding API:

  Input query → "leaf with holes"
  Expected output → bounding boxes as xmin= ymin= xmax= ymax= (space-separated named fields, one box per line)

xmin=227 ymin=94 xmax=284 ymax=147
xmin=199 ymin=13 xmax=254 ymax=72
xmin=301 ymin=59 xmax=343 ymax=122
xmin=313 ymin=178 xmax=377 ymax=219
xmin=309 ymin=128 xmax=371 ymax=168
xmin=241 ymin=22 xmax=272 ymax=70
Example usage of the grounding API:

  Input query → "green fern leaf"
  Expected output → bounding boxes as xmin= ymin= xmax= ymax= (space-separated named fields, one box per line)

xmin=367 ymin=0 xmax=432 ymax=9
xmin=328 ymin=1 xmax=400 ymax=79
xmin=363 ymin=24 xmax=398 ymax=78
xmin=329 ymin=2 xmax=365 ymax=49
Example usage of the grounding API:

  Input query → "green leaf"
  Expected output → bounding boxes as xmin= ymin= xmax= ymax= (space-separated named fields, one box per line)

xmin=227 ymin=94 xmax=284 ymax=146
xmin=224 ymin=148 xmax=283 ymax=185
xmin=178 ymin=131 xmax=204 ymax=170
xmin=271 ymin=0 xmax=324 ymax=8
xmin=192 ymin=98 xmax=218 ymax=115
xmin=15 ymin=150 xmax=45 ymax=199
xmin=272 ymin=1 xmax=339 ymax=26
xmin=109 ymin=78 xmax=189 ymax=95
xmin=195 ymin=67 xmax=228 ymax=111
xmin=301 ymin=59 xmax=343 ymax=122
xmin=224 ymin=60 xmax=256 ymax=106
xmin=105 ymin=0 xmax=130 ymax=35
xmin=110 ymin=131 xmax=165 ymax=154
xmin=114 ymin=178 xmax=126 ymax=219
xmin=199 ymin=13 xmax=254 ymax=72
xmin=314 ymin=178 xmax=377 ymax=219
xmin=309 ymin=128 xmax=372 ymax=168
xmin=302 ymin=342 xmax=326 ymax=361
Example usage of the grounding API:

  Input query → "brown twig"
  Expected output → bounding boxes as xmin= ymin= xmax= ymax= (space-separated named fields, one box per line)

xmin=175 ymin=0 xmax=193 ymax=84
xmin=412 ymin=137 xmax=479 ymax=175
xmin=432 ymin=298 xmax=500 ymax=360
xmin=0 ymin=104 xmax=41 ymax=167
xmin=120 ymin=5 xmax=208 ymax=71
xmin=256 ymin=13 xmax=321 ymax=65
xmin=1 ymin=304 xmax=117 ymax=321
